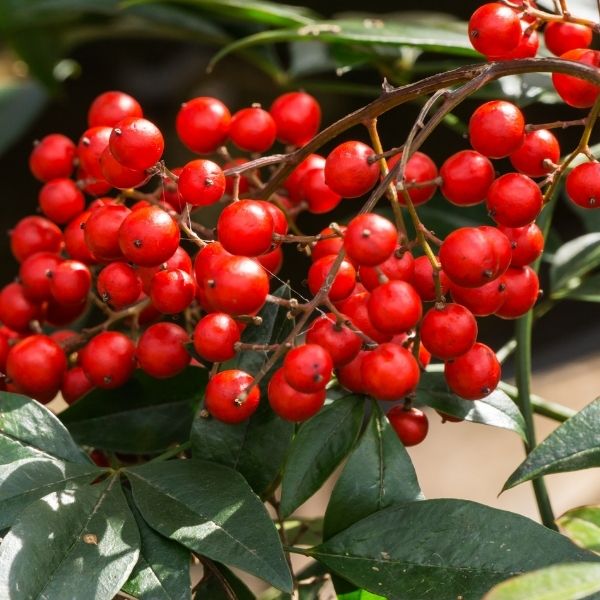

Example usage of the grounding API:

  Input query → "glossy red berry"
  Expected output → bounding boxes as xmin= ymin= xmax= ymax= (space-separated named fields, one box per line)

xmin=301 ymin=168 xmax=342 ymax=214
xmin=449 ymin=279 xmax=507 ymax=317
xmin=337 ymin=349 xmax=369 ymax=394
xmin=420 ymin=303 xmax=478 ymax=359
xmin=178 ymin=159 xmax=226 ymax=206
xmin=270 ymin=91 xmax=321 ymax=146
xmin=176 ymin=97 xmax=231 ymax=154
xmin=469 ymin=101 xmax=525 ymax=159
xmin=479 ymin=225 xmax=512 ymax=277
xmin=361 ymin=343 xmax=420 ymax=401
xmin=566 ymin=162 xmax=600 ymax=209
xmin=80 ymin=331 xmax=136 ymax=389
xmin=205 ymin=369 xmax=259 ymax=423
xmin=88 ymin=91 xmax=143 ymax=128
xmin=487 ymin=172 xmax=542 ymax=227
xmin=259 ymin=201 xmax=288 ymax=238
xmin=552 ymin=49 xmax=600 ymax=108
xmin=254 ymin=247 xmax=283 ymax=276
xmin=193 ymin=312 xmax=240 ymax=363
xmin=150 ymin=268 xmax=195 ymax=314
xmin=344 ymin=213 xmax=397 ymax=266
xmin=49 ymin=260 xmax=91 ymax=306
xmin=389 ymin=152 xmax=438 ymax=206
xmin=358 ymin=248 xmax=414 ymax=291
xmin=468 ymin=3 xmax=522 ymax=58
xmin=498 ymin=22 xmax=539 ymax=60
xmin=324 ymin=141 xmax=379 ymax=198
xmin=100 ymin=147 xmax=150 ymax=189
xmin=495 ymin=266 xmax=539 ymax=319
xmin=311 ymin=226 xmax=345 ymax=262
xmin=0 ymin=282 xmax=42 ymax=332
xmin=440 ymin=150 xmax=495 ymax=206
xmin=391 ymin=332 xmax=432 ymax=369
xmin=38 ymin=178 xmax=85 ymax=225
xmin=19 ymin=252 xmax=62 ymax=302
xmin=306 ymin=313 xmax=362 ymax=367
xmin=444 ymin=342 xmax=501 ymax=400
xmin=29 ymin=134 xmax=76 ymax=182
xmin=97 ymin=262 xmax=142 ymax=309
xmin=387 ymin=406 xmax=429 ymax=446
xmin=78 ymin=126 xmax=111 ymax=181
xmin=217 ymin=200 xmax=274 ymax=256
xmin=84 ymin=204 xmax=131 ymax=262
xmin=544 ymin=22 xmax=593 ymax=57
xmin=268 ymin=368 xmax=325 ymax=422
xmin=307 ymin=255 xmax=356 ymax=302
xmin=283 ymin=344 xmax=333 ymax=393
xmin=367 ymin=280 xmax=422 ymax=334
xmin=7 ymin=335 xmax=67 ymax=403
xmin=285 ymin=154 xmax=325 ymax=203
xmin=499 ymin=224 xmax=544 ymax=266
xmin=109 ymin=117 xmax=164 ymax=171
xmin=136 ymin=322 xmax=190 ymax=378
xmin=229 ymin=106 xmax=277 ymax=152
xmin=10 ymin=216 xmax=62 ymax=263
xmin=194 ymin=242 xmax=230 ymax=284
xmin=338 ymin=290 xmax=392 ymax=344
xmin=61 ymin=366 xmax=94 ymax=404
xmin=411 ymin=256 xmax=450 ymax=301
xmin=509 ymin=129 xmax=560 ymax=178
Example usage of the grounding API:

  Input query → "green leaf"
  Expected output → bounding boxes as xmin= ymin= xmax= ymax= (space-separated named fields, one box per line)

xmin=308 ymin=499 xmax=599 ymax=600
xmin=0 ymin=457 xmax=102 ymax=529
xmin=193 ymin=563 xmax=255 ymax=599
xmin=0 ymin=477 xmax=140 ymax=600
xmin=0 ymin=392 xmax=91 ymax=465
xmin=280 ymin=395 xmax=364 ymax=518
xmin=417 ymin=372 xmax=526 ymax=440
xmin=505 ymin=397 xmax=600 ymax=490
xmin=558 ymin=506 xmax=600 ymax=555
xmin=126 ymin=460 xmax=292 ymax=593
xmin=338 ymin=591 xmax=386 ymax=600
xmin=554 ymin=273 xmax=600 ymax=303
xmin=60 ymin=367 xmax=207 ymax=453
xmin=483 ymin=562 xmax=600 ymax=600
xmin=324 ymin=402 xmax=423 ymax=539
xmin=550 ymin=233 xmax=600 ymax=295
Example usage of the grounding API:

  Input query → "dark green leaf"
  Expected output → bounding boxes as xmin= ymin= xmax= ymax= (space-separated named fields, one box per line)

xmin=61 ymin=367 xmax=207 ymax=453
xmin=558 ymin=506 xmax=600 ymax=554
xmin=0 ymin=477 xmax=140 ymax=600
xmin=505 ymin=397 xmax=600 ymax=490
xmin=553 ymin=273 xmax=600 ymax=303
xmin=280 ymin=395 xmax=364 ymax=518
xmin=0 ymin=457 xmax=102 ymax=529
xmin=550 ymin=233 xmax=600 ymax=294
xmin=126 ymin=460 xmax=292 ymax=593
xmin=483 ymin=563 xmax=600 ymax=600
xmin=0 ymin=392 xmax=91 ymax=465
xmin=309 ymin=499 xmax=599 ymax=600
xmin=324 ymin=402 xmax=423 ymax=539
xmin=122 ymin=488 xmax=191 ymax=600
xmin=193 ymin=563 xmax=255 ymax=600
xmin=416 ymin=372 xmax=526 ymax=440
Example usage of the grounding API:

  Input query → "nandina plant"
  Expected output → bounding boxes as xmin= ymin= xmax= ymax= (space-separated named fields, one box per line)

xmin=1 ymin=1 xmax=600 ymax=598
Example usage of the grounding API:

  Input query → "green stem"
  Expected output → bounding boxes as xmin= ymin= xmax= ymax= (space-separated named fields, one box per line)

xmin=499 ymin=382 xmax=575 ymax=423
xmin=148 ymin=441 xmax=191 ymax=463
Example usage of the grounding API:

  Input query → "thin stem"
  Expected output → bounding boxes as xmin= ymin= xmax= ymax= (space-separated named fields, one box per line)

xmin=323 ymin=297 xmax=378 ymax=348
xmin=499 ymin=382 xmax=575 ymax=422
xmin=148 ymin=441 xmax=191 ymax=463
xmin=526 ymin=118 xmax=586 ymax=132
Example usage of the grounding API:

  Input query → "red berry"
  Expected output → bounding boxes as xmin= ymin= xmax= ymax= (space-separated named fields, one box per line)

xmin=176 ymin=97 xmax=231 ymax=154
xmin=285 ymin=154 xmax=325 ymax=203
xmin=49 ymin=260 xmax=91 ymax=306
xmin=495 ymin=266 xmax=539 ymax=319
xmin=338 ymin=290 xmax=392 ymax=344
xmin=509 ymin=129 xmax=560 ymax=178
xmin=307 ymin=255 xmax=356 ymax=302
xmin=270 ymin=92 xmax=321 ymax=146
xmin=205 ymin=369 xmax=259 ymax=423
xmin=411 ymin=256 xmax=450 ymax=301
xmin=63 ymin=212 xmax=96 ymax=265
xmin=479 ymin=225 xmax=512 ymax=277
xmin=487 ymin=173 xmax=543 ymax=227
xmin=496 ymin=22 xmax=539 ymax=59
xmin=359 ymin=248 xmax=414 ymax=291
xmin=544 ymin=22 xmax=593 ymax=57
xmin=97 ymin=262 xmax=142 ymax=309
xmin=61 ymin=366 xmax=94 ymax=404
xmin=38 ymin=178 xmax=85 ymax=225
xmin=178 ymin=159 xmax=226 ymax=206
xmin=78 ymin=126 xmax=111 ymax=181
xmin=324 ymin=141 xmax=379 ymax=198
xmin=0 ymin=283 xmax=42 ymax=332
xmin=268 ymin=368 xmax=325 ymax=422
xmin=344 ymin=213 xmax=397 ymax=267
xmin=440 ymin=150 xmax=495 ymax=206
xmin=391 ymin=332 xmax=432 ymax=369
xmin=469 ymin=100 xmax=525 ymax=159
xmin=566 ymin=162 xmax=600 ymax=209
xmin=193 ymin=312 xmax=241 ymax=363
xmin=420 ymin=303 xmax=478 ymax=359
xmin=552 ymin=49 xmax=600 ymax=108
xmin=19 ymin=252 xmax=62 ymax=302
xmin=194 ymin=242 xmax=230 ymax=284
xmin=254 ymin=247 xmax=283 ymax=276
xmin=283 ymin=344 xmax=333 ymax=393
xmin=367 ymin=280 xmax=422 ymax=334
xmin=306 ymin=313 xmax=362 ymax=367
xmin=77 ymin=166 xmax=112 ymax=196
xmin=138 ymin=246 xmax=192 ymax=294
xmin=100 ymin=147 xmax=150 ymax=189
xmin=109 ymin=117 xmax=164 ymax=171
xmin=136 ymin=322 xmax=190 ymax=378
xmin=444 ymin=342 xmax=501 ymax=400
xmin=84 ymin=204 xmax=131 ymax=262
xmin=88 ymin=91 xmax=143 ymax=128
xmin=44 ymin=297 xmax=86 ymax=327
xmin=29 ymin=134 xmax=76 ymax=182
xmin=258 ymin=201 xmax=288 ymax=238
xmin=311 ymin=226 xmax=344 ymax=262
xmin=217 ymin=200 xmax=275 ymax=256
xmin=499 ymin=224 xmax=544 ymax=266
xmin=230 ymin=106 xmax=277 ymax=152
xmin=150 ymin=268 xmax=195 ymax=314
xmin=389 ymin=152 xmax=438 ymax=206
xmin=7 ymin=335 xmax=67 ymax=403
xmin=301 ymin=168 xmax=342 ymax=214
xmin=0 ymin=333 xmax=11 ymax=374
xmin=449 ymin=279 xmax=507 ymax=317
xmin=361 ymin=343 xmax=420 ymax=401
xmin=10 ymin=216 xmax=62 ymax=263
xmin=469 ymin=3 xmax=522 ymax=58
xmin=80 ymin=331 xmax=136 ymax=389
xmin=387 ymin=406 xmax=429 ymax=446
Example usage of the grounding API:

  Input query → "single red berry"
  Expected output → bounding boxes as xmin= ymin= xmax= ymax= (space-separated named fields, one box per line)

xmin=344 ymin=213 xmax=397 ymax=267
xmin=217 ymin=200 xmax=275 ymax=257
xmin=29 ymin=134 xmax=76 ymax=182
xmin=566 ymin=162 xmax=600 ymax=209
xmin=440 ymin=150 xmax=495 ymax=206
xmin=84 ymin=204 xmax=131 ymax=262
xmin=88 ymin=91 xmax=143 ymax=128
xmin=307 ymin=255 xmax=356 ymax=302
xmin=136 ymin=322 xmax=190 ymax=378
xmin=64 ymin=211 xmax=97 ymax=265
xmin=361 ymin=343 xmax=420 ymax=401
xmin=449 ymin=278 xmax=507 ymax=317
xmin=387 ymin=406 xmax=429 ymax=446
xmin=495 ymin=266 xmax=539 ymax=319
xmin=444 ymin=342 xmax=501 ymax=400
xmin=552 ymin=49 xmax=600 ymax=108
xmin=367 ymin=280 xmax=422 ymax=335
xmin=193 ymin=242 xmax=230 ymax=285
xmin=150 ymin=268 xmax=195 ymax=314
xmin=97 ymin=262 xmax=142 ymax=309
xmin=509 ymin=129 xmax=560 ymax=178
xmin=78 ymin=126 xmax=112 ymax=181
xmin=109 ymin=117 xmax=164 ymax=171
xmin=270 ymin=91 xmax=321 ymax=146
xmin=285 ymin=154 xmax=325 ymax=203
xmin=80 ymin=331 xmax=136 ymax=389
xmin=468 ymin=3 xmax=522 ymax=58
xmin=77 ymin=165 xmax=112 ymax=196
xmin=10 ymin=216 xmax=62 ymax=263
xmin=254 ymin=247 xmax=284 ymax=276
xmin=478 ymin=225 xmax=512 ymax=277
xmin=283 ymin=344 xmax=333 ymax=393
xmin=499 ymin=223 xmax=544 ymax=266
xmin=359 ymin=248 xmax=414 ymax=291
xmin=193 ymin=312 xmax=241 ymax=363
xmin=229 ymin=106 xmax=277 ymax=152
xmin=487 ymin=172 xmax=543 ymax=227
xmin=258 ymin=201 xmax=288 ymax=238
xmin=544 ymin=22 xmax=593 ymax=57
xmin=268 ymin=368 xmax=325 ymax=422
xmin=301 ymin=168 xmax=342 ymax=214
xmin=19 ymin=252 xmax=62 ymax=302
xmin=178 ymin=159 xmax=226 ymax=206
xmin=49 ymin=260 xmax=91 ymax=306
xmin=100 ymin=147 xmax=150 ymax=189
xmin=338 ymin=290 xmax=392 ymax=344
xmin=469 ymin=100 xmax=525 ymax=158
xmin=38 ymin=178 xmax=85 ymax=225
xmin=337 ymin=349 xmax=370 ymax=394
xmin=495 ymin=22 xmax=539 ymax=59
xmin=324 ymin=141 xmax=379 ymax=198
xmin=420 ymin=303 xmax=478 ymax=359
xmin=205 ymin=369 xmax=259 ymax=423
xmin=118 ymin=205 xmax=180 ymax=267
xmin=306 ymin=313 xmax=362 ymax=367
xmin=0 ymin=282 xmax=42 ymax=332
xmin=176 ymin=97 xmax=231 ymax=154
xmin=389 ymin=152 xmax=438 ymax=206
xmin=137 ymin=246 xmax=192 ymax=294
xmin=7 ymin=335 xmax=67 ymax=403
xmin=61 ymin=366 xmax=94 ymax=404
xmin=311 ymin=226 xmax=345 ymax=262
xmin=411 ymin=256 xmax=450 ymax=301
